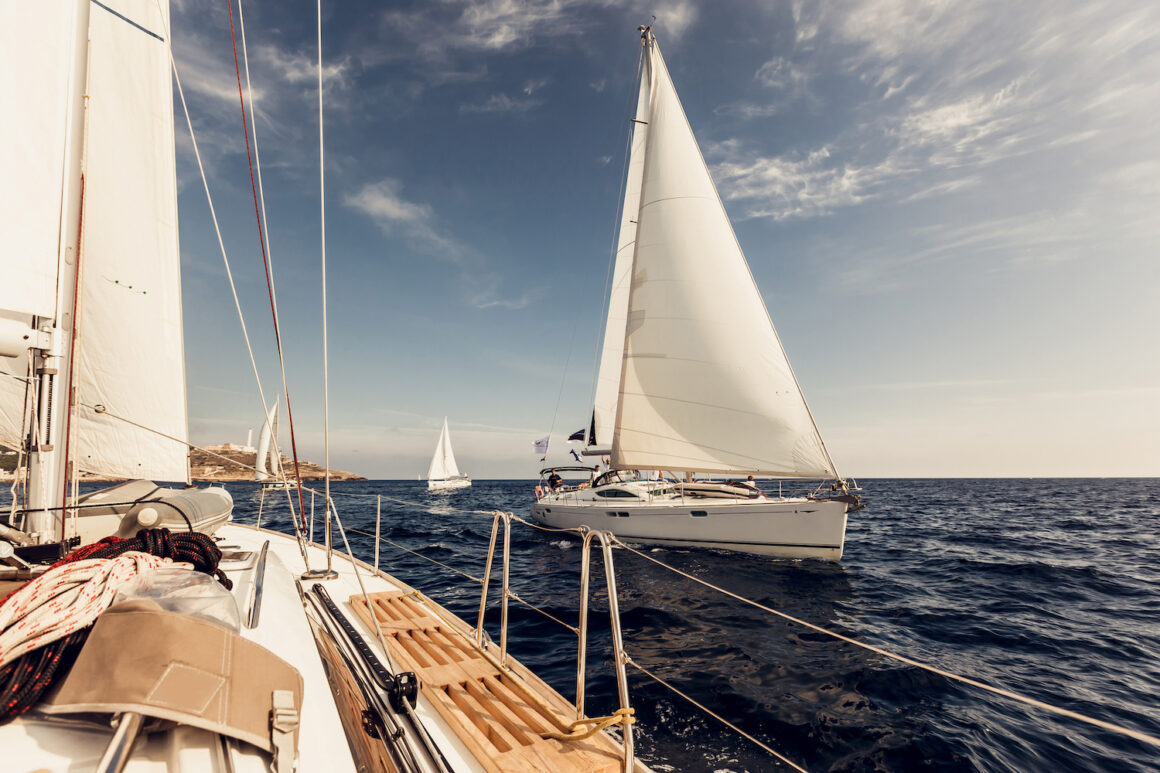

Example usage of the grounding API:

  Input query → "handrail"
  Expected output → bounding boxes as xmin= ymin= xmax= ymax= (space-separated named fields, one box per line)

xmin=472 ymin=514 xmax=635 ymax=770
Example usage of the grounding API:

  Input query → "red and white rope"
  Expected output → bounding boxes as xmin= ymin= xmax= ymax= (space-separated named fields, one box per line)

xmin=0 ymin=552 xmax=185 ymax=667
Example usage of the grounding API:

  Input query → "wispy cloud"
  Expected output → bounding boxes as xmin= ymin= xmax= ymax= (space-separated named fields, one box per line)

xmin=344 ymin=179 xmax=463 ymax=259
xmin=460 ymin=93 xmax=542 ymax=113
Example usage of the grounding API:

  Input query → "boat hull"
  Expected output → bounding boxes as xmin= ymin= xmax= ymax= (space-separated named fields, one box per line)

xmin=428 ymin=477 xmax=471 ymax=491
xmin=530 ymin=496 xmax=848 ymax=560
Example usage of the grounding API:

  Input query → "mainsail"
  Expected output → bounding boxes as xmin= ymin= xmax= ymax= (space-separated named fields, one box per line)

xmin=0 ymin=0 xmax=188 ymax=481
xmin=609 ymin=36 xmax=835 ymax=478
xmin=427 ymin=418 xmax=461 ymax=480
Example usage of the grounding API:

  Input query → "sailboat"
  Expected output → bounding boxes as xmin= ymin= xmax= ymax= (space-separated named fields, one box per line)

xmin=530 ymin=26 xmax=861 ymax=561
xmin=427 ymin=417 xmax=471 ymax=491
xmin=0 ymin=3 xmax=644 ymax=771
xmin=255 ymin=398 xmax=293 ymax=490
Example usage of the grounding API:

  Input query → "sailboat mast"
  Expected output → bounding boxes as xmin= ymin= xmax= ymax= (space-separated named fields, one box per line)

xmin=25 ymin=0 xmax=91 ymax=542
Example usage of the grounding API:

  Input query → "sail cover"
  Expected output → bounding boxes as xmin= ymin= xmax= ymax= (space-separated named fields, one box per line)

xmin=427 ymin=418 xmax=461 ymax=480
xmin=611 ymin=41 xmax=834 ymax=478
xmin=590 ymin=53 xmax=651 ymax=448
xmin=72 ymin=0 xmax=188 ymax=481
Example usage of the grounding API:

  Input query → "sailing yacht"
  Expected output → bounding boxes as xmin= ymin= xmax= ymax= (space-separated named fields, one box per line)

xmin=0 ymin=3 xmax=643 ymax=771
xmin=255 ymin=398 xmax=293 ymax=490
xmin=427 ymin=417 xmax=471 ymax=491
xmin=530 ymin=27 xmax=861 ymax=561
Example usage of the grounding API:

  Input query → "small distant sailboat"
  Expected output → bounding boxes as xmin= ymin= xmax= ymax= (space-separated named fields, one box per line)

xmin=531 ymin=26 xmax=861 ymax=560
xmin=254 ymin=398 xmax=293 ymax=489
xmin=427 ymin=417 xmax=471 ymax=491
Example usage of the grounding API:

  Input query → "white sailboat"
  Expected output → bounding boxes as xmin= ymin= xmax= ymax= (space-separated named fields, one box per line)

xmin=255 ymin=398 xmax=293 ymax=489
xmin=0 ymin=4 xmax=642 ymax=771
xmin=531 ymin=26 xmax=862 ymax=561
xmin=427 ymin=417 xmax=471 ymax=491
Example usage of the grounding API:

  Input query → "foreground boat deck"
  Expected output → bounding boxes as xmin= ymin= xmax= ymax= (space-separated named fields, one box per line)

xmin=3 ymin=522 xmax=642 ymax=772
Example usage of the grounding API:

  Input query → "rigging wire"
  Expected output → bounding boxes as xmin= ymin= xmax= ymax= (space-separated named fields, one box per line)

xmin=224 ymin=0 xmax=309 ymax=529
xmin=159 ymin=16 xmax=311 ymax=564
xmin=316 ymin=0 xmax=333 ymax=545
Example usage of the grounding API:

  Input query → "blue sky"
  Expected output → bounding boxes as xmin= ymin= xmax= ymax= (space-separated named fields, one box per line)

xmin=171 ymin=0 xmax=1160 ymax=479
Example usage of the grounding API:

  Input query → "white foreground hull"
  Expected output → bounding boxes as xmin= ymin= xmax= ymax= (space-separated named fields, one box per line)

xmin=428 ymin=477 xmax=471 ymax=491
xmin=530 ymin=495 xmax=848 ymax=561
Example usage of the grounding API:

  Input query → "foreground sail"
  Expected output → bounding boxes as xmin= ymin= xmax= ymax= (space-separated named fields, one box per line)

xmin=428 ymin=417 xmax=471 ymax=490
xmin=532 ymin=27 xmax=860 ymax=560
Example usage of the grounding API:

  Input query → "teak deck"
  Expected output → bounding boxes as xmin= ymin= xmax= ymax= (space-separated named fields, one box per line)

xmin=349 ymin=591 xmax=626 ymax=773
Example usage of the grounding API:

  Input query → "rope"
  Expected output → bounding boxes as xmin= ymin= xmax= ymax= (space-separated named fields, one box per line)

xmin=0 ymin=528 xmax=231 ymax=723
xmin=0 ymin=552 xmax=174 ymax=668
xmin=626 ymin=657 xmax=807 ymax=772
xmin=611 ymin=538 xmax=1160 ymax=749
xmin=540 ymin=707 xmax=635 ymax=742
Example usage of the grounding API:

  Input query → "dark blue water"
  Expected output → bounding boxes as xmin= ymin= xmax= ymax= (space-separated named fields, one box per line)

xmin=59 ymin=479 xmax=1160 ymax=770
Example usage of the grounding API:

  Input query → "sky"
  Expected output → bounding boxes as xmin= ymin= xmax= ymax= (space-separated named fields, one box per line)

xmin=168 ymin=0 xmax=1160 ymax=479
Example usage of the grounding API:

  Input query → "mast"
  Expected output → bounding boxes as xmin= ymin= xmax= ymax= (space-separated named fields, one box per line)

xmin=24 ymin=0 xmax=92 ymax=542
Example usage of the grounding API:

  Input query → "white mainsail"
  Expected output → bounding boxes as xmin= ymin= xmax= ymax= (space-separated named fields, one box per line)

xmin=427 ymin=418 xmax=461 ymax=481
xmin=610 ymin=39 xmax=835 ymax=478
xmin=0 ymin=0 xmax=188 ymax=481
xmin=590 ymin=54 xmax=652 ymax=448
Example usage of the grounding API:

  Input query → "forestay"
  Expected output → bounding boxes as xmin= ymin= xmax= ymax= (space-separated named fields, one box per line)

xmin=611 ymin=40 xmax=834 ymax=478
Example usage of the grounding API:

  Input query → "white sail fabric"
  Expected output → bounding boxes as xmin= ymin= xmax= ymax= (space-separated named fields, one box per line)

xmin=255 ymin=400 xmax=278 ymax=481
xmin=427 ymin=418 xmax=461 ymax=480
xmin=0 ymin=2 xmax=79 ymax=318
xmin=590 ymin=55 xmax=651 ymax=447
xmin=70 ymin=0 xmax=188 ymax=481
xmin=611 ymin=42 xmax=833 ymax=478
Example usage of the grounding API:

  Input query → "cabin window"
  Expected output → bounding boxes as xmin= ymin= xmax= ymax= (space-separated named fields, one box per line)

xmin=617 ymin=512 xmax=631 ymax=517
xmin=690 ymin=510 xmax=708 ymax=517
xmin=595 ymin=489 xmax=638 ymax=499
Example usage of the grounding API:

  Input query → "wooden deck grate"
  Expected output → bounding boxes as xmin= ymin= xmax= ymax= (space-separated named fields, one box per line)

xmin=349 ymin=591 xmax=624 ymax=773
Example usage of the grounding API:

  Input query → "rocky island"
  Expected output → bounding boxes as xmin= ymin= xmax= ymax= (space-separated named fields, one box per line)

xmin=190 ymin=444 xmax=365 ymax=482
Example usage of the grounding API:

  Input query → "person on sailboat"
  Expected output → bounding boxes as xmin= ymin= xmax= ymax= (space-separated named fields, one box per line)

xmin=548 ymin=470 xmax=563 ymax=492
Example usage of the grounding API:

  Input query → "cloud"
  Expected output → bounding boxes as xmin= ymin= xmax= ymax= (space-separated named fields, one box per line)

xmin=590 ymin=78 xmax=607 ymax=93
xmin=652 ymin=1 xmax=698 ymax=41
xmin=523 ymin=77 xmax=549 ymax=95
xmin=344 ymin=179 xmax=463 ymax=259
xmin=711 ymin=144 xmax=889 ymax=220
xmin=460 ymin=93 xmax=542 ymax=113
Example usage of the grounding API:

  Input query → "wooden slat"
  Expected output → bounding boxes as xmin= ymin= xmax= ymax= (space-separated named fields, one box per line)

xmin=348 ymin=591 xmax=626 ymax=773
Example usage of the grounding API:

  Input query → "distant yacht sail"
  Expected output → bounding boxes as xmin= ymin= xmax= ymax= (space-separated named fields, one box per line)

xmin=427 ymin=417 xmax=471 ymax=491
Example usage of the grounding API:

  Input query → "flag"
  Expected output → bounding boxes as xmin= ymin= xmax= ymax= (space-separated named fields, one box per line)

xmin=567 ymin=427 xmax=586 ymax=443
xmin=569 ymin=449 xmax=582 ymax=462
xmin=533 ymin=436 xmax=550 ymax=456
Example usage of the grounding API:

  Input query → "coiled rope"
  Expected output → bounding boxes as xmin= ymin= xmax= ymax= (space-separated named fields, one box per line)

xmin=0 ymin=528 xmax=230 ymax=722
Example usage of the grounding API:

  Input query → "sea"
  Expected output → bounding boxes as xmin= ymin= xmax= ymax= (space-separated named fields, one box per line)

xmin=23 ymin=478 xmax=1160 ymax=771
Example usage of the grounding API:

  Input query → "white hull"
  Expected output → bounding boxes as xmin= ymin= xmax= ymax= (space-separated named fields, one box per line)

xmin=531 ymin=493 xmax=848 ymax=561
xmin=428 ymin=477 xmax=471 ymax=491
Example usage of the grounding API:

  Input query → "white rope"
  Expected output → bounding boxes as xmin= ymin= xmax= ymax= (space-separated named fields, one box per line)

xmin=0 ymin=553 xmax=179 ymax=667
xmin=611 ymin=537 xmax=1160 ymax=749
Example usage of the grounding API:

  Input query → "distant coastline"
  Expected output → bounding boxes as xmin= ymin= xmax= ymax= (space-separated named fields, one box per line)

xmin=0 ymin=444 xmax=364 ymax=482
